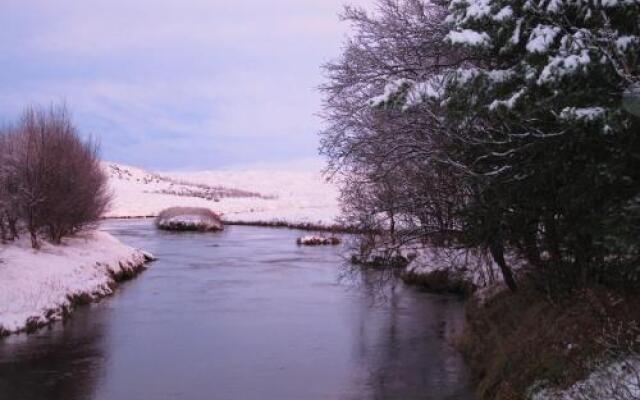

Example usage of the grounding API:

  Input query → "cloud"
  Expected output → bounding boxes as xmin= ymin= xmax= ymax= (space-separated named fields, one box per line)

xmin=0 ymin=0 xmax=373 ymax=170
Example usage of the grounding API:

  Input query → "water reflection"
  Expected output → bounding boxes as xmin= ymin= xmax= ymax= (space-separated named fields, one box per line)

xmin=0 ymin=306 xmax=107 ymax=400
xmin=343 ymin=270 xmax=470 ymax=400
xmin=0 ymin=220 xmax=473 ymax=400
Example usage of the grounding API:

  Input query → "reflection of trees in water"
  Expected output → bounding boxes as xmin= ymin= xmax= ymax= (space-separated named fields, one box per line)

xmin=340 ymin=265 xmax=473 ymax=400
xmin=0 ymin=309 xmax=106 ymax=400
xmin=338 ymin=259 xmax=403 ymax=305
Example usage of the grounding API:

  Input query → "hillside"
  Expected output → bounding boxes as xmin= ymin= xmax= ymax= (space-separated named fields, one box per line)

xmin=104 ymin=162 xmax=341 ymax=227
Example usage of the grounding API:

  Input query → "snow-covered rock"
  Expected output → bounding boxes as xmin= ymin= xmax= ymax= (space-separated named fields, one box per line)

xmin=296 ymin=235 xmax=341 ymax=246
xmin=0 ymin=231 xmax=154 ymax=336
xmin=156 ymin=207 xmax=223 ymax=232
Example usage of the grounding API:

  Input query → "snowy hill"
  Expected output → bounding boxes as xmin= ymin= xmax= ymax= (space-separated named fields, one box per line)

xmin=104 ymin=162 xmax=341 ymax=227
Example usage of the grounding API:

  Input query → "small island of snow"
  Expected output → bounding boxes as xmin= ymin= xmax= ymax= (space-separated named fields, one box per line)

xmin=156 ymin=207 xmax=224 ymax=232
xmin=296 ymin=235 xmax=341 ymax=246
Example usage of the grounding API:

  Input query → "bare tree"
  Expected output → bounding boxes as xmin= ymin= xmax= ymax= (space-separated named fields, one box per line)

xmin=4 ymin=105 xmax=111 ymax=248
xmin=0 ymin=126 xmax=21 ymax=242
xmin=320 ymin=0 xmax=474 ymax=268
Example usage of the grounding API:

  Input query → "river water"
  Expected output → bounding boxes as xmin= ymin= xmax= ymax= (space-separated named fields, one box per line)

xmin=0 ymin=220 xmax=473 ymax=400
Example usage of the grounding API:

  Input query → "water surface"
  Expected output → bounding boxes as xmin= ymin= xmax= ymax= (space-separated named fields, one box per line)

xmin=0 ymin=220 xmax=473 ymax=400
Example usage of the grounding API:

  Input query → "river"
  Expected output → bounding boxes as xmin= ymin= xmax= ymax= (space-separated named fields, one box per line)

xmin=0 ymin=220 xmax=473 ymax=400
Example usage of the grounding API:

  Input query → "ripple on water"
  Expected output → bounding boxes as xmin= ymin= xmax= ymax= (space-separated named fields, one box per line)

xmin=0 ymin=221 xmax=474 ymax=400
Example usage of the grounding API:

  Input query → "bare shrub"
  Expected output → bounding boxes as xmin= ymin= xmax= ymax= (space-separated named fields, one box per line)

xmin=1 ymin=105 xmax=111 ymax=247
xmin=0 ymin=127 xmax=21 ymax=242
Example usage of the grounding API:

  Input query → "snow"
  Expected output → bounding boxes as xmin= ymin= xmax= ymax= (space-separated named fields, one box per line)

xmin=487 ymin=69 xmax=515 ymax=83
xmin=509 ymin=18 xmax=524 ymax=46
xmin=369 ymin=79 xmax=412 ymax=107
xmin=367 ymin=77 xmax=445 ymax=110
xmin=493 ymin=6 xmax=513 ymax=21
xmin=545 ymin=0 xmax=563 ymax=13
xmin=463 ymin=0 xmax=492 ymax=20
xmin=489 ymin=88 xmax=526 ymax=111
xmin=455 ymin=68 xmax=481 ymax=84
xmin=531 ymin=357 xmax=640 ymax=399
xmin=616 ymin=35 xmax=639 ymax=52
xmin=157 ymin=214 xmax=222 ymax=231
xmin=538 ymin=50 xmax=591 ymax=84
xmin=559 ymin=106 xmax=606 ymax=121
xmin=405 ymin=246 xmax=499 ymax=289
xmin=601 ymin=0 xmax=640 ymax=8
xmin=156 ymin=207 xmax=223 ymax=231
xmin=399 ymin=244 xmax=525 ymax=300
xmin=446 ymin=29 xmax=491 ymax=47
xmin=527 ymin=25 xmax=561 ymax=54
xmin=406 ymin=78 xmax=446 ymax=106
xmin=0 ymin=231 xmax=153 ymax=335
xmin=105 ymin=162 xmax=341 ymax=228
xmin=449 ymin=0 xmax=492 ymax=23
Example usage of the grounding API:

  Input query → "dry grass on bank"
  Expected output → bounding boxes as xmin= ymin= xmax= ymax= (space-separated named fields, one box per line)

xmin=459 ymin=282 xmax=640 ymax=400
xmin=224 ymin=219 xmax=364 ymax=234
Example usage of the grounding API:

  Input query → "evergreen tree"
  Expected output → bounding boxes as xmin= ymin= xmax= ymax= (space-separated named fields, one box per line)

xmin=442 ymin=0 xmax=640 ymax=288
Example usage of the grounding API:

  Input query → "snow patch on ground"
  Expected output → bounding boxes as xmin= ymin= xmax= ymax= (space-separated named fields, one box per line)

xmin=0 ymin=231 xmax=153 ymax=335
xmin=404 ymin=247 xmax=501 ymax=289
xmin=384 ymin=244 xmax=525 ymax=298
xmin=531 ymin=357 xmax=640 ymax=400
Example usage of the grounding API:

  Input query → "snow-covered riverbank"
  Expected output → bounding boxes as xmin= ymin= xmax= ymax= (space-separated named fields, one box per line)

xmin=0 ymin=231 xmax=154 ymax=336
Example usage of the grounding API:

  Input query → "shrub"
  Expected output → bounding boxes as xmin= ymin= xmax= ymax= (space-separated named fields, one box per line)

xmin=0 ymin=105 xmax=111 ymax=247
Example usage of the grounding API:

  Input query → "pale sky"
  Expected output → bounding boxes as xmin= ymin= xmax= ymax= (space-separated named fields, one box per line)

xmin=0 ymin=0 xmax=371 ymax=170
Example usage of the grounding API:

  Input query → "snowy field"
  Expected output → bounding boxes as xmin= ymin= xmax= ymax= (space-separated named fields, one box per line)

xmin=104 ymin=162 xmax=342 ymax=227
xmin=0 ymin=232 xmax=153 ymax=335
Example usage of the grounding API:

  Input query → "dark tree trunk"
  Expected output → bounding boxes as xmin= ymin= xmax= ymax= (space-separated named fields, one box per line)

xmin=8 ymin=217 xmax=18 ymax=240
xmin=543 ymin=214 xmax=562 ymax=265
xmin=490 ymin=239 xmax=518 ymax=292
xmin=521 ymin=223 xmax=542 ymax=268
xmin=0 ymin=215 xmax=6 ymax=243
